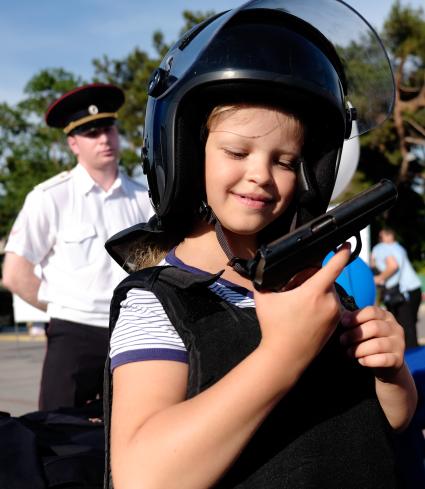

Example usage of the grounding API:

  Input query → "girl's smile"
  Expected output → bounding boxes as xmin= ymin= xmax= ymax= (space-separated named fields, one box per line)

xmin=231 ymin=191 xmax=274 ymax=209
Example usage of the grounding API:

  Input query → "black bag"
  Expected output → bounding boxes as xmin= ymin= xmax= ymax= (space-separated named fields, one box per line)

xmin=0 ymin=401 xmax=104 ymax=489
xmin=382 ymin=285 xmax=406 ymax=308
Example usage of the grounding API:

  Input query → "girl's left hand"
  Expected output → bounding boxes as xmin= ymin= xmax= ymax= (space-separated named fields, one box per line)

xmin=339 ymin=306 xmax=405 ymax=380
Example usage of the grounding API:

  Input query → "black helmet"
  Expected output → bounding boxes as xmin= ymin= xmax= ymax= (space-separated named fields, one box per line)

xmin=107 ymin=0 xmax=394 ymax=269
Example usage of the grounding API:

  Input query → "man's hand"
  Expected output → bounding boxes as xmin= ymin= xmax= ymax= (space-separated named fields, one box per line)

xmin=2 ymin=252 xmax=47 ymax=311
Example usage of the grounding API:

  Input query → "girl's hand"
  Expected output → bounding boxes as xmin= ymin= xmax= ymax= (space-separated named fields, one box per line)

xmin=254 ymin=243 xmax=351 ymax=371
xmin=339 ymin=306 xmax=405 ymax=379
xmin=340 ymin=306 xmax=418 ymax=432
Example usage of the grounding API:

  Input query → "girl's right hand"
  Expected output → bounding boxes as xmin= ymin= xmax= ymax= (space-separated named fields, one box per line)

xmin=254 ymin=243 xmax=352 ymax=373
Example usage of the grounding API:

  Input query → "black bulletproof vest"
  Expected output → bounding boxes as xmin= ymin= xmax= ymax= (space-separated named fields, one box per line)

xmin=104 ymin=266 xmax=399 ymax=489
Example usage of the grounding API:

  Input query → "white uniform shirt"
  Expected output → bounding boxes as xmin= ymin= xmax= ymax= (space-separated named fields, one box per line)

xmin=372 ymin=242 xmax=421 ymax=293
xmin=5 ymin=164 xmax=154 ymax=327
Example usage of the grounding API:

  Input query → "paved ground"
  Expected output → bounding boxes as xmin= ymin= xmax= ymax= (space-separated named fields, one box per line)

xmin=0 ymin=304 xmax=424 ymax=417
xmin=0 ymin=331 xmax=45 ymax=416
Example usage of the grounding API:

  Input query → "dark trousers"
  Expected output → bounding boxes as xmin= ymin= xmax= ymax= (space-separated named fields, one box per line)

xmin=388 ymin=287 xmax=422 ymax=350
xmin=39 ymin=318 xmax=109 ymax=411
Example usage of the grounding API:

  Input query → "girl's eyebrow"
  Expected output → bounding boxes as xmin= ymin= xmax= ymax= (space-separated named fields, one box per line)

xmin=209 ymin=125 xmax=281 ymax=139
xmin=213 ymin=135 xmax=301 ymax=157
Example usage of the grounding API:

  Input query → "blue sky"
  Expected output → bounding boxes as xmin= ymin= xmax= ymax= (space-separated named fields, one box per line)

xmin=1 ymin=0 xmax=423 ymax=105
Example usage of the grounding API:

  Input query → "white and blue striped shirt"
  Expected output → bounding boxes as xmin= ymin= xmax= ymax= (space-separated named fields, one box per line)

xmin=110 ymin=249 xmax=254 ymax=370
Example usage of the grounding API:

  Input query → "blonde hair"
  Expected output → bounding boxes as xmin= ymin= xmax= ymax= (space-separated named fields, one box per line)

xmin=206 ymin=103 xmax=305 ymax=143
xmin=132 ymin=240 xmax=170 ymax=269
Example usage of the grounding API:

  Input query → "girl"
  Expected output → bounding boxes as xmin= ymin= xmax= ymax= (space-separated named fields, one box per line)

xmin=105 ymin=2 xmax=417 ymax=488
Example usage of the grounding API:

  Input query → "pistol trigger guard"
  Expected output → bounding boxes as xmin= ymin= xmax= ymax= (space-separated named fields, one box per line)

xmin=347 ymin=233 xmax=362 ymax=266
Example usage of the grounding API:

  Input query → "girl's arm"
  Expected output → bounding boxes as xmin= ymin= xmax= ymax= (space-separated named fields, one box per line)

xmin=340 ymin=306 xmax=418 ymax=431
xmin=112 ymin=346 xmax=303 ymax=489
xmin=111 ymin=246 xmax=351 ymax=489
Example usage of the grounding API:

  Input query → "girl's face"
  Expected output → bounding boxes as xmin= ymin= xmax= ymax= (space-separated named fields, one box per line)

xmin=205 ymin=106 xmax=303 ymax=238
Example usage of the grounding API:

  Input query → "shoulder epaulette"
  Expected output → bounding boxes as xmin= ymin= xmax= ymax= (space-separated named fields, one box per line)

xmin=35 ymin=171 xmax=72 ymax=191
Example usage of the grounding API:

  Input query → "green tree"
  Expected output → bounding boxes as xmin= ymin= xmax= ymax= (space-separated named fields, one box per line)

xmin=0 ymin=69 xmax=82 ymax=238
xmin=339 ymin=2 xmax=425 ymax=264
xmin=383 ymin=0 xmax=425 ymax=183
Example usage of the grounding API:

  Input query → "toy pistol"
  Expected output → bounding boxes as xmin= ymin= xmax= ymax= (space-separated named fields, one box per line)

xmin=244 ymin=179 xmax=397 ymax=291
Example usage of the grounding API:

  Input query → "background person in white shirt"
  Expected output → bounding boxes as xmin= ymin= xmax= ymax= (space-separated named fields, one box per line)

xmin=371 ymin=227 xmax=422 ymax=349
xmin=2 ymin=83 xmax=153 ymax=411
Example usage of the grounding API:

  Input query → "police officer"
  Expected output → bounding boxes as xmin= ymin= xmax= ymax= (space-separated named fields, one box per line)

xmin=3 ymin=83 xmax=153 ymax=411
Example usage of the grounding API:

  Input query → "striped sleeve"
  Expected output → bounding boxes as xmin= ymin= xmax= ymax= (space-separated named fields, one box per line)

xmin=109 ymin=287 xmax=188 ymax=370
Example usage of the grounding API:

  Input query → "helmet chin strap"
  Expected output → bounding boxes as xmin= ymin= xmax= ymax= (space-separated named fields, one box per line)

xmin=199 ymin=201 xmax=250 ymax=277
xmin=198 ymin=194 xmax=301 ymax=279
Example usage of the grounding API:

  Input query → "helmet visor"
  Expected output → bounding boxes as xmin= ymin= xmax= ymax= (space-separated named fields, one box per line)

xmin=162 ymin=0 xmax=394 ymax=138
